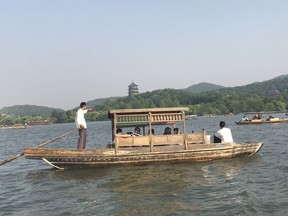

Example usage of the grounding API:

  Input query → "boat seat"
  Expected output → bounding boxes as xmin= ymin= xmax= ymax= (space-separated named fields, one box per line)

xmin=187 ymin=133 xmax=207 ymax=144
xmin=116 ymin=133 xmax=207 ymax=148
xmin=116 ymin=136 xmax=150 ymax=147
xmin=152 ymin=134 xmax=184 ymax=146
xmin=116 ymin=134 xmax=185 ymax=147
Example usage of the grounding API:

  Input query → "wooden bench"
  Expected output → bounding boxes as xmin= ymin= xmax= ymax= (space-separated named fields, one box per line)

xmin=116 ymin=135 xmax=150 ymax=147
xmin=187 ymin=133 xmax=207 ymax=144
xmin=115 ymin=133 xmax=207 ymax=149
xmin=152 ymin=134 xmax=184 ymax=146
xmin=116 ymin=134 xmax=185 ymax=148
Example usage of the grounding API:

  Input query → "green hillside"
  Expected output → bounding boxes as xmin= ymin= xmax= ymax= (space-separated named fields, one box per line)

xmin=0 ymin=105 xmax=64 ymax=117
xmin=220 ymin=74 xmax=288 ymax=96
xmin=86 ymin=97 xmax=122 ymax=108
xmin=3 ymin=74 xmax=288 ymax=124
xmin=184 ymin=82 xmax=224 ymax=93
xmin=84 ymin=83 xmax=224 ymax=110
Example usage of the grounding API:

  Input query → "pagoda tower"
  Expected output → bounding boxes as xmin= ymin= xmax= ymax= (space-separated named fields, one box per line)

xmin=128 ymin=82 xmax=139 ymax=97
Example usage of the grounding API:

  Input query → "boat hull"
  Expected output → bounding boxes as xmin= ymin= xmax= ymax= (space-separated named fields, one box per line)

xmin=24 ymin=142 xmax=263 ymax=168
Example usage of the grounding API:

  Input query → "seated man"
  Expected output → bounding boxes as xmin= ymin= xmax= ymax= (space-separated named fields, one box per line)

xmin=214 ymin=121 xmax=233 ymax=143
xmin=116 ymin=128 xmax=122 ymax=134
xmin=148 ymin=128 xmax=155 ymax=135
xmin=173 ymin=128 xmax=181 ymax=134
xmin=266 ymin=116 xmax=274 ymax=121
xmin=242 ymin=116 xmax=249 ymax=121
xmin=132 ymin=127 xmax=142 ymax=136
xmin=163 ymin=127 xmax=172 ymax=135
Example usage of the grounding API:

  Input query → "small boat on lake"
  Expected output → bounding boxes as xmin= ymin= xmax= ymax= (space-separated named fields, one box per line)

xmin=0 ymin=124 xmax=30 ymax=130
xmin=236 ymin=117 xmax=288 ymax=125
xmin=24 ymin=107 xmax=263 ymax=169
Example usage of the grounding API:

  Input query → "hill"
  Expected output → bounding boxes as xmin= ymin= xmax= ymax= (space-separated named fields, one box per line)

xmin=83 ymin=74 xmax=288 ymax=117
xmin=0 ymin=105 xmax=64 ymax=117
xmin=219 ymin=74 xmax=288 ymax=96
xmin=184 ymin=82 xmax=224 ymax=93
xmin=87 ymin=74 xmax=288 ymax=117
xmin=3 ymin=74 xmax=288 ymax=123
xmin=86 ymin=97 xmax=122 ymax=108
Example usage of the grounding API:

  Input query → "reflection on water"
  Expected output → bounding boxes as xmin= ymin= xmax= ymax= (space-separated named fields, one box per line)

xmin=1 ymin=118 xmax=288 ymax=215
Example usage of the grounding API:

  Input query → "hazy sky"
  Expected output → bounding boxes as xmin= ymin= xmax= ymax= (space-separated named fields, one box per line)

xmin=1 ymin=0 xmax=288 ymax=109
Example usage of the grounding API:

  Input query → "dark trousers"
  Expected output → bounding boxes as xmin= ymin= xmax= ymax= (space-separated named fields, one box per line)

xmin=78 ymin=128 xmax=86 ymax=149
xmin=213 ymin=135 xmax=222 ymax=143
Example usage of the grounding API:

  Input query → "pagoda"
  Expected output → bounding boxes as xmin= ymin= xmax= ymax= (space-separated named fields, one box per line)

xmin=128 ymin=82 xmax=139 ymax=97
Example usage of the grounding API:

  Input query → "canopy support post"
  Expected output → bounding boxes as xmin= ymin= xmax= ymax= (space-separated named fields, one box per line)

xmin=148 ymin=112 xmax=153 ymax=152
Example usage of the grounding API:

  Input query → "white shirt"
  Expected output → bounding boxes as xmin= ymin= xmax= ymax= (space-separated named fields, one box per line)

xmin=75 ymin=109 xmax=88 ymax=129
xmin=215 ymin=127 xmax=234 ymax=143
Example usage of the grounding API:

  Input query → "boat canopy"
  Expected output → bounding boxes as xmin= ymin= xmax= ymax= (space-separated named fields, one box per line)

xmin=108 ymin=107 xmax=190 ymax=150
xmin=108 ymin=107 xmax=189 ymax=128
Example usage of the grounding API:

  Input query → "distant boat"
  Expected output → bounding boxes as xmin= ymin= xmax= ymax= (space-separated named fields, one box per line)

xmin=24 ymin=107 xmax=263 ymax=169
xmin=29 ymin=120 xmax=53 ymax=126
xmin=185 ymin=115 xmax=197 ymax=120
xmin=236 ymin=117 xmax=288 ymax=125
xmin=0 ymin=124 xmax=30 ymax=130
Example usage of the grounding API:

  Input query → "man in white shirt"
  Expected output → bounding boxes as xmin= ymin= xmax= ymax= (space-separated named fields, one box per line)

xmin=214 ymin=121 xmax=234 ymax=143
xmin=75 ymin=102 xmax=93 ymax=149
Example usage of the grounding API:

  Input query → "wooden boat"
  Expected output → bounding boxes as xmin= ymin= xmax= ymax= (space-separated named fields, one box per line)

xmin=185 ymin=115 xmax=197 ymax=120
xmin=24 ymin=107 xmax=263 ymax=169
xmin=29 ymin=120 xmax=53 ymax=126
xmin=235 ymin=117 xmax=288 ymax=125
xmin=0 ymin=124 xmax=30 ymax=130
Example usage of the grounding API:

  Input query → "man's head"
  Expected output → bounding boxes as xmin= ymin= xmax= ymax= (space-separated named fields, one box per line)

xmin=116 ymin=128 xmax=122 ymax=134
xmin=134 ymin=127 xmax=141 ymax=134
xmin=219 ymin=121 xmax=226 ymax=129
xmin=174 ymin=128 xmax=180 ymax=134
xmin=148 ymin=128 xmax=155 ymax=135
xmin=80 ymin=102 xmax=87 ymax=110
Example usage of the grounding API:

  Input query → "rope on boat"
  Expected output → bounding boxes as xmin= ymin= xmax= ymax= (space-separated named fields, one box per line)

xmin=0 ymin=129 xmax=78 ymax=166
xmin=42 ymin=158 xmax=64 ymax=170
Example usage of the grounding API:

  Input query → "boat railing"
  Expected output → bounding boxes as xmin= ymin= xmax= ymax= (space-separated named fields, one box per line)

xmin=151 ymin=113 xmax=184 ymax=122
xmin=115 ymin=132 xmax=207 ymax=150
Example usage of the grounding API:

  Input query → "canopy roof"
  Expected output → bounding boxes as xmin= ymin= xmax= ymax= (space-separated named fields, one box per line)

xmin=108 ymin=107 xmax=189 ymax=128
xmin=108 ymin=107 xmax=189 ymax=118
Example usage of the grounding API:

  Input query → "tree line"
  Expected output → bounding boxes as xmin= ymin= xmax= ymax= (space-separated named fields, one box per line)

xmin=3 ymin=75 xmax=288 ymax=124
xmin=0 ymin=115 xmax=51 ymax=126
xmin=50 ymin=88 xmax=288 ymax=123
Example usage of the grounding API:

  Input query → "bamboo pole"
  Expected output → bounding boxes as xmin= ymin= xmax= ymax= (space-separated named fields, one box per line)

xmin=0 ymin=128 xmax=78 ymax=166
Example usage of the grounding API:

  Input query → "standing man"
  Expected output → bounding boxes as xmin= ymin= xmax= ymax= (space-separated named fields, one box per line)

xmin=75 ymin=102 xmax=93 ymax=149
xmin=214 ymin=121 xmax=234 ymax=143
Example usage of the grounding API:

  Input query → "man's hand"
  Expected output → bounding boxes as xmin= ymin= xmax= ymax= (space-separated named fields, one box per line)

xmin=79 ymin=124 xmax=84 ymax=129
xmin=88 ymin=107 xmax=94 ymax=111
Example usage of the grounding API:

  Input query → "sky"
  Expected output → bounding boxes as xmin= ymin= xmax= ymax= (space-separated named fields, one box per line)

xmin=1 ymin=0 xmax=288 ymax=110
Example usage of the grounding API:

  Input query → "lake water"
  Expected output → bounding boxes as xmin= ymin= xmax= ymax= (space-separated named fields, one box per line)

xmin=1 ymin=115 xmax=288 ymax=216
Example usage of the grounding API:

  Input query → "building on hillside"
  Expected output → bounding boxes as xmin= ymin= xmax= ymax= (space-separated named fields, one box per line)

xmin=268 ymin=89 xmax=280 ymax=97
xmin=128 ymin=82 xmax=139 ymax=97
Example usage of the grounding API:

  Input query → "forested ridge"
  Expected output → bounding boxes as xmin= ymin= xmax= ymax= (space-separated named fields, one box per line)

xmin=1 ymin=75 xmax=288 ymax=124
xmin=0 ymin=105 xmax=63 ymax=117
xmin=0 ymin=105 xmax=64 ymax=125
xmin=50 ymin=75 xmax=288 ymax=123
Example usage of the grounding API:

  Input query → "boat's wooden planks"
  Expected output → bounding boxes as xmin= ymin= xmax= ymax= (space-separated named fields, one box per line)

xmin=24 ymin=142 xmax=263 ymax=167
